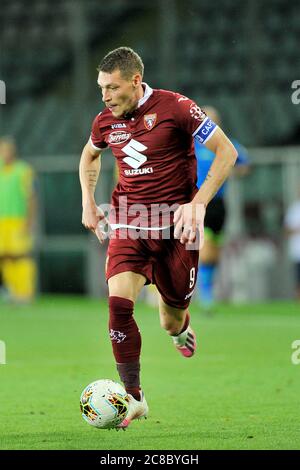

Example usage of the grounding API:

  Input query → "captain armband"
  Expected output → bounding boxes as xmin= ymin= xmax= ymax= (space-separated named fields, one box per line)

xmin=193 ymin=117 xmax=218 ymax=145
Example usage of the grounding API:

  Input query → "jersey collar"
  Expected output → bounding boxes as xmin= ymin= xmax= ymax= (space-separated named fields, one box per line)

xmin=137 ymin=83 xmax=153 ymax=108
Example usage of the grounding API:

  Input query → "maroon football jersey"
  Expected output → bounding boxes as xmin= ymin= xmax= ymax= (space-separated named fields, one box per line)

xmin=90 ymin=83 xmax=207 ymax=228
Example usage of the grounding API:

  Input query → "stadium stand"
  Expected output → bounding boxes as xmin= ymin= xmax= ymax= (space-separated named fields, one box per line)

xmin=0 ymin=0 xmax=299 ymax=297
xmin=0 ymin=0 xmax=299 ymax=153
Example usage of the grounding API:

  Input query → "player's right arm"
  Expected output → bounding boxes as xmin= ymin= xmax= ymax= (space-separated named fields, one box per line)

xmin=79 ymin=139 xmax=104 ymax=233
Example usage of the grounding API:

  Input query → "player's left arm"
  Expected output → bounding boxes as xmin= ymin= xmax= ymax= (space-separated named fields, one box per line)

xmin=174 ymin=128 xmax=237 ymax=245
xmin=193 ymin=128 xmax=237 ymax=207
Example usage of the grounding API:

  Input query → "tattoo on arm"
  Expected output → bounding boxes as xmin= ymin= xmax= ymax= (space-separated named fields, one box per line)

xmin=204 ymin=171 xmax=212 ymax=183
xmin=86 ymin=170 xmax=97 ymax=189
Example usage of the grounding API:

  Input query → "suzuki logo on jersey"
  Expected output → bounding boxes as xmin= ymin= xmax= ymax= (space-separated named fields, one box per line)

xmin=122 ymin=138 xmax=154 ymax=176
xmin=122 ymin=139 xmax=148 ymax=168
xmin=124 ymin=167 xmax=154 ymax=176
xmin=144 ymin=113 xmax=157 ymax=131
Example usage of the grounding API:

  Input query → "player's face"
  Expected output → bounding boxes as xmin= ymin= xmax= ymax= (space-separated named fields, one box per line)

xmin=98 ymin=69 xmax=142 ymax=118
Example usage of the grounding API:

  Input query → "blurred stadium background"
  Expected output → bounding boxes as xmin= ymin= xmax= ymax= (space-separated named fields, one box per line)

xmin=1 ymin=0 xmax=300 ymax=453
xmin=0 ymin=0 xmax=300 ymax=301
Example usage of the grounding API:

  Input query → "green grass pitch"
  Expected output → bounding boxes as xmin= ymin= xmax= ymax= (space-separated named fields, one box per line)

xmin=0 ymin=296 xmax=299 ymax=450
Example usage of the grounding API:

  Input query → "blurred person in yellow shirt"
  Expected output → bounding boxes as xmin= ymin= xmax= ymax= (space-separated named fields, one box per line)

xmin=0 ymin=137 xmax=37 ymax=303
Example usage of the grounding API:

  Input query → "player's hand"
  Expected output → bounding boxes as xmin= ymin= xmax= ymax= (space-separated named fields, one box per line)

xmin=95 ymin=206 xmax=110 ymax=244
xmin=173 ymin=202 xmax=205 ymax=248
xmin=82 ymin=203 xmax=109 ymax=244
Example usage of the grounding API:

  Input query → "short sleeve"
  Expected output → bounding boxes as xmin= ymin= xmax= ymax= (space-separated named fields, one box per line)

xmin=172 ymin=93 xmax=218 ymax=144
xmin=90 ymin=113 xmax=108 ymax=150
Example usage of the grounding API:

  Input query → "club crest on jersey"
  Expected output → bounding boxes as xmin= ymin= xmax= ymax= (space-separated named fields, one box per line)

xmin=144 ymin=113 xmax=157 ymax=131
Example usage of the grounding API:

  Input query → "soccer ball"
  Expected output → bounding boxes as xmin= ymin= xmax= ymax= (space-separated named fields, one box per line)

xmin=80 ymin=379 xmax=129 ymax=429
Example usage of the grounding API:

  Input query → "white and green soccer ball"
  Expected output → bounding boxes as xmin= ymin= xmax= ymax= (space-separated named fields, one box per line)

xmin=80 ymin=379 xmax=129 ymax=429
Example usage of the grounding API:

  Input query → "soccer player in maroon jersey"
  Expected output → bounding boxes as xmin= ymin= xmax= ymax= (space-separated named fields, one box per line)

xmin=79 ymin=47 xmax=237 ymax=428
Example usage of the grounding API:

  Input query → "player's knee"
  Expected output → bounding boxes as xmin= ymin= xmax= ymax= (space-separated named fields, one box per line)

xmin=108 ymin=296 xmax=134 ymax=324
xmin=108 ymin=272 xmax=146 ymax=303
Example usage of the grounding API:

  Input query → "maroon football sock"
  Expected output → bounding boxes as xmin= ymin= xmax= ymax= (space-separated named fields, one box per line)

xmin=108 ymin=296 xmax=142 ymax=398
xmin=116 ymin=362 xmax=141 ymax=401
